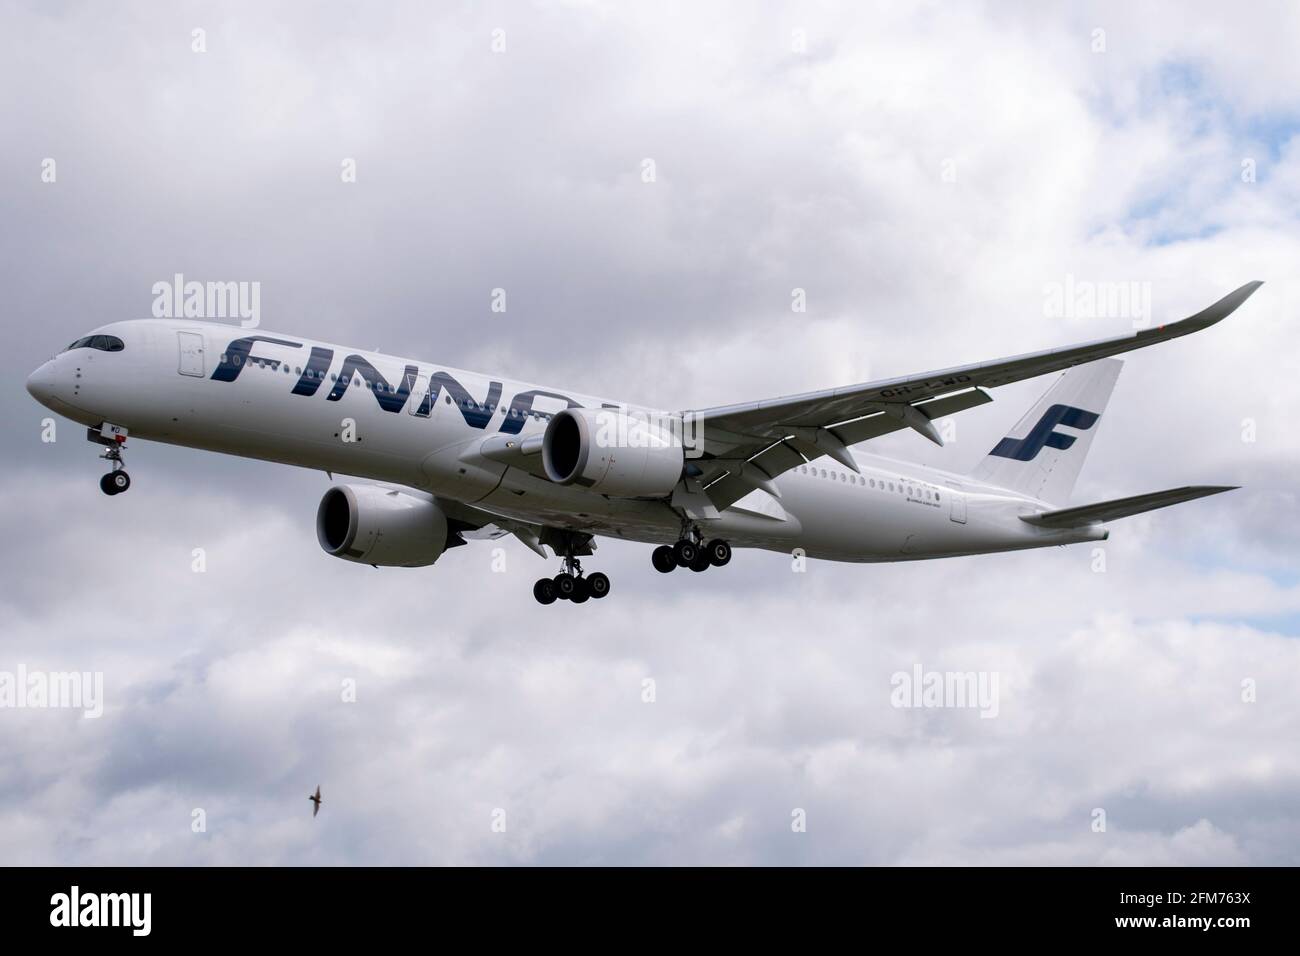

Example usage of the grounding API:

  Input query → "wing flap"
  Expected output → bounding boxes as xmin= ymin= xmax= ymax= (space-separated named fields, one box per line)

xmin=701 ymin=387 xmax=993 ymax=510
xmin=702 ymin=439 xmax=806 ymax=509
xmin=830 ymin=387 xmax=993 ymax=447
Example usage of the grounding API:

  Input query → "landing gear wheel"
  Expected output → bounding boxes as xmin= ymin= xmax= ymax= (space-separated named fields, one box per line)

xmin=533 ymin=578 xmax=558 ymax=605
xmin=570 ymin=577 xmax=591 ymax=603
xmin=587 ymin=572 xmax=610 ymax=599
xmin=706 ymin=539 xmax=731 ymax=567
xmin=100 ymin=471 xmax=130 ymax=495
xmin=673 ymin=540 xmax=698 ymax=567
xmin=689 ymin=553 xmax=711 ymax=572
xmin=652 ymin=546 xmax=677 ymax=574
xmin=554 ymin=573 xmax=577 ymax=600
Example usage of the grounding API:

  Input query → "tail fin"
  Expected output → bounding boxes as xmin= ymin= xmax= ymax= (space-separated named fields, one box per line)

xmin=971 ymin=358 xmax=1122 ymax=503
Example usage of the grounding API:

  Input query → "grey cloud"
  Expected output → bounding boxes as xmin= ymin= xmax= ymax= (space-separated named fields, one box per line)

xmin=2 ymin=1 xmax=1298 ymax=865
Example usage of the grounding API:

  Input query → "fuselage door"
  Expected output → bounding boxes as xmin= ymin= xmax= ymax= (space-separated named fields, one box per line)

xmin=408 ymin=374 xmax=430 ymax=416
xmin=177 ymin=331 xmax=205 ymax=377
xmin=948 ymin=487 xmax=967 ymax=524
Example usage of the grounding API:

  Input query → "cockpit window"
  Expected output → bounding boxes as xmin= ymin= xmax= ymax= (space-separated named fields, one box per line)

xmin=64 ymin=335 xmax=125 ymax=352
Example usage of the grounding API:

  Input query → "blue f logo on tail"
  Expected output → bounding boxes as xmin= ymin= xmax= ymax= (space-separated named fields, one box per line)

xmin=989 ymin=404 xmax=1100 ymax=461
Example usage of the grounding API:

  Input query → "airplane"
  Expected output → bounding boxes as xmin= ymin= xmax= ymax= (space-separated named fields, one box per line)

xmin=25 ymin=282 xmax=1262 ymax=605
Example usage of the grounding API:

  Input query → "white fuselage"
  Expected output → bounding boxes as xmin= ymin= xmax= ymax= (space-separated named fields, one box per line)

xmin=26 ymin=319 xmax=1104 ymax=562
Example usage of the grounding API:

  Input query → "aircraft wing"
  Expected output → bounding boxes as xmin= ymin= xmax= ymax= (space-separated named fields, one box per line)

xmin=684 ymin=282 xmax=1261 ymax=510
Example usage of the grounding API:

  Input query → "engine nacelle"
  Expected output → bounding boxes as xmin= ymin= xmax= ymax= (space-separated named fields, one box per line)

xmin=542 ymin=407 xmax=684 ymax=497
xmin=315 ymin=484 xmax=449 ymax=567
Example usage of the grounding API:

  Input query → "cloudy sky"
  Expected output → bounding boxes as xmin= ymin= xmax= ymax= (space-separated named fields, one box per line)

xmin=2 ymin=0 xmax=1298 ymax=864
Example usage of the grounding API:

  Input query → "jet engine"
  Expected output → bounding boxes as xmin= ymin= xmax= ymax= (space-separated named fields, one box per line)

xmin=542 ymin=407 xmax=684 ymax=497
xmin=315 ymin=484 xmax=449 ymax=567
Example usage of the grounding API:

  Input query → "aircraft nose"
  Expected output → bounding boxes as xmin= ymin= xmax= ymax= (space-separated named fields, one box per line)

xmin=26 ymin=361 xmax=58 ymax=406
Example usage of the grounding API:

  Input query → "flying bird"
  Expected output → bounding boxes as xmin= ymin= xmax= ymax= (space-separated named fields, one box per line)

xmin=309 ymin=785 xmax=322 ymax=818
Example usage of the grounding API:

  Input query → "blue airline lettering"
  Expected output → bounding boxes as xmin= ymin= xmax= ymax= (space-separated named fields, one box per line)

xmin=215 ymin=335 xmax=580 ymax=431
xmin=989 ymin=403 xmax=1100 ymax=461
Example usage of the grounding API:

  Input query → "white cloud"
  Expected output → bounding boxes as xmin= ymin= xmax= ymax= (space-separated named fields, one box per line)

xmin=1 ymin=0 xmax=1297 ymax=864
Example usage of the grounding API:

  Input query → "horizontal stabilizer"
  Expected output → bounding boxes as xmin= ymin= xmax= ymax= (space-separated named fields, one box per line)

xmin=1020 ymin=485 xmax=1238 ymax=528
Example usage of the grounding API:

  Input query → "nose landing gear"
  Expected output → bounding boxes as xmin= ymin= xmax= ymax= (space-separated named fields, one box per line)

xmin=90 ymin=424 xmax=131 ymax=496
xmin=99 ymin=468 xmax=130 ymax=496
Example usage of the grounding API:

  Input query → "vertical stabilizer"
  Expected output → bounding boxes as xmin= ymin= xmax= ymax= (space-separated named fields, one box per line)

xmin=970 ymin=359 xmax=1122 ymax=503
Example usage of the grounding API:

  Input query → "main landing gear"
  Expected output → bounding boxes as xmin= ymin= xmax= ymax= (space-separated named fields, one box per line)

xmin=652 ymin=534 xmax=732 ymax=574
xmin=533 ymin=555 xmax=611 ymax=606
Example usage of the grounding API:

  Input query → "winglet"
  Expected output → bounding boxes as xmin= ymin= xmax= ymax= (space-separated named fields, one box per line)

xmin=1152 ymin=281 xmax=1263 ymax=336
